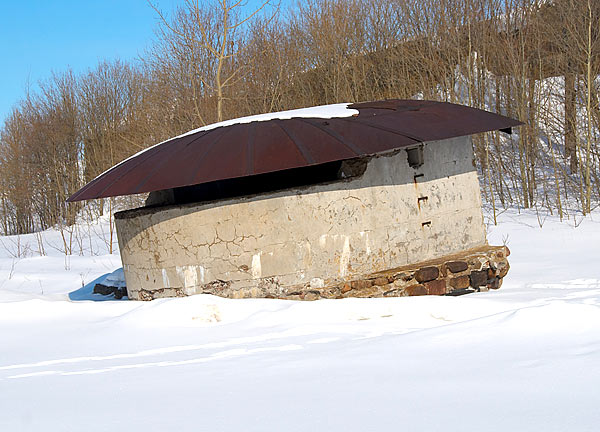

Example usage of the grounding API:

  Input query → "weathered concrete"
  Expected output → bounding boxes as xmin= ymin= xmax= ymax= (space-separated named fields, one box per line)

xmin=115 ymin=136 xmax=487 ymax=300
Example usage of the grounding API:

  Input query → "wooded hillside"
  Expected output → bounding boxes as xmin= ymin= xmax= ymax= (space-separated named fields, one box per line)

xmin=1 ymin=0 xmax=599 ymax=235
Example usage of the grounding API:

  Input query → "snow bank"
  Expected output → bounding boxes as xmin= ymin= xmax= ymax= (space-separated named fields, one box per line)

xmin=0 ymin=208 xmax=599 ymax=431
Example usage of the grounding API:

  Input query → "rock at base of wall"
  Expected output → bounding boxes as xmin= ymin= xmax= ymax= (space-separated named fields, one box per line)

xmin=93 ymin=268 xmax=128 ymax=299
xmin=129 ymin=245 xmax=510 ymax=301
xmin=93 ymin=284 xmax=128 ymax=299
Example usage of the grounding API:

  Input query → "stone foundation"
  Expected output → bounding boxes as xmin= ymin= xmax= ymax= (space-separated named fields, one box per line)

xmin=133 ymin=245 xmax=509 ymax=301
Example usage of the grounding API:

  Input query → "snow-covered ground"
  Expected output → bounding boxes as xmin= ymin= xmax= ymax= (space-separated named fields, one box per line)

xmin=1 ymin=209 xmax=599 ymax=431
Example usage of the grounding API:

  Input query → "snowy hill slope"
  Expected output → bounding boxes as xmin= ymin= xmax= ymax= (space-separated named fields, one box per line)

xmin=0 ymin=209 xmax=599 ymax=431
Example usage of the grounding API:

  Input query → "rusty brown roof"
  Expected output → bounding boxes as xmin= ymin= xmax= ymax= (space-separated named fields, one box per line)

xmin=68 ymin=99 xmax=522 ymax=202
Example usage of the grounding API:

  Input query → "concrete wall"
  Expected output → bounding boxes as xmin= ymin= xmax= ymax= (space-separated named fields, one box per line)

xmin=115 ymin=135 xmax=487 ymax=300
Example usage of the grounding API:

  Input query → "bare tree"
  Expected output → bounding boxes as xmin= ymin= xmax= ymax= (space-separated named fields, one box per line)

xmin=150 ymin=0 xmax=279 ymax=123
xmin=2 ymin=0 xmax=600 ymax=236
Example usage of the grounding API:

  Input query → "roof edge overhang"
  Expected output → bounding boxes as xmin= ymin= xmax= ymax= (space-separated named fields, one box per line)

xmin=68 ymin=99 xmax=523 ymax=202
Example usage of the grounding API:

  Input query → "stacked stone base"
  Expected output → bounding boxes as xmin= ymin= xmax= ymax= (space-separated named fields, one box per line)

xmin=133 ymin=245 xmax=509 ymax=301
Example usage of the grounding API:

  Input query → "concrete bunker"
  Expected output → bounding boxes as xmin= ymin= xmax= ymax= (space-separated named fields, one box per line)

xmin=68 ymin=100 xmax=521 ymax=300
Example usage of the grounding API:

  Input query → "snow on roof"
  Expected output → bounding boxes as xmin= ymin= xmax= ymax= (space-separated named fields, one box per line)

xmin=178 ymin=103 xmax=358 ymax=138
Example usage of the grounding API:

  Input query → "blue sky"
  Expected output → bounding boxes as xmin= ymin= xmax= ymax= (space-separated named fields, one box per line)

xmin=0 ymin=0 xmax=284 ymax=123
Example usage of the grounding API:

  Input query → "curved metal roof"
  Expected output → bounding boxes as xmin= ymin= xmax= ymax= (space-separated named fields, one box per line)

xmin=68 ymin=99 xmax=522 ymax=202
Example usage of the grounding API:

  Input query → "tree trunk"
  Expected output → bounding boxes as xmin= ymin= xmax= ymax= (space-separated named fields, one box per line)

xmin=564 ymin=71 xmax=578 ymax=173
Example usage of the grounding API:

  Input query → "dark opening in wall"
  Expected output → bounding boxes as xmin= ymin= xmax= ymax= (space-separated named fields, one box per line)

xmin=146 ymin=158 xmax=368 ymax=207
xmin=407 ymin=145 xmax=424 ymax=169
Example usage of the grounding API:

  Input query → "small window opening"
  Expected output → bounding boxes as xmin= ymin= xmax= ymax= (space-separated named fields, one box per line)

xmin=407 ymin=145 xmax=424 ymax=169
xmin=146 ymin=158 xmax=369 ymax=207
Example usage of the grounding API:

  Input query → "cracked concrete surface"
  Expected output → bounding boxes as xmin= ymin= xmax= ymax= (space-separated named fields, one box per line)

xmin=115 ymin=136 xmax=487 ymax=300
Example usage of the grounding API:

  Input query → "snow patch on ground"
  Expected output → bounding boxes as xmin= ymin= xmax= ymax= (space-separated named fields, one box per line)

xmin=0 ymin=208 xmax=599 ymax=431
